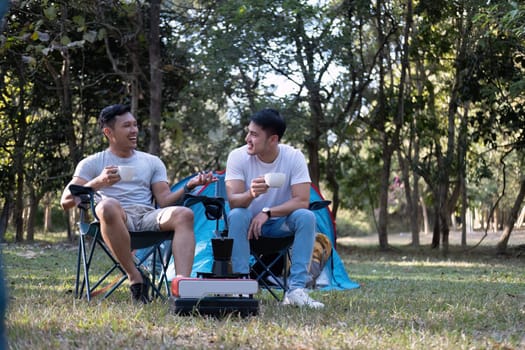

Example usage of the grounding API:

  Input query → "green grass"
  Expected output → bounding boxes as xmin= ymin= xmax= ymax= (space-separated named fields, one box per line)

xmin=3 ymin=236 xmax=525 ymax=349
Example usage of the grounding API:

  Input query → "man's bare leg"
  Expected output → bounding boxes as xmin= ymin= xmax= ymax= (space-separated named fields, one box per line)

xmin=160 ymin=207 xmax=196 ymax=277
xmin=96 ymin=199 xmax=143 ymax=284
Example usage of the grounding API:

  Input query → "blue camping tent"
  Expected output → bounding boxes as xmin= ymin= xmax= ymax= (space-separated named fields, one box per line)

xmin=171 ymin=171 xmax=360 ymax=291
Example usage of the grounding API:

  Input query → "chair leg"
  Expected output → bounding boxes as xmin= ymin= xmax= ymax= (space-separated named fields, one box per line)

xmin=82 ymin=233 xmax=98 ymax=301
xmin=133 ymin=245 xmax=171 ymax=300
xmin=251 ymin=252 xmax=289 ymax=302
xmin=256 ymin=272 xmax=283 ymax=301
xmin=155 ymin=244 xmax=172 ymax=298
xmin=80 ymin=234 xmax=127 ymax=301
xmin=153 ymin=244 xmax=172 ymax=299
xmin=74 ymin=234 xmax=84 ymax=299
xmin=283 ymin=249 xmax=290 ymax=291
xmin=96 ymin=241 xmax=128 ymax=299
xmin=77 ymin=232 xmax=103 ymax=301
xmin=76 ymin=233 xmax=173 ymax=301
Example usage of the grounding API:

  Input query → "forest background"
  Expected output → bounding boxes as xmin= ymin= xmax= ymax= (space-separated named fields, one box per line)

xmin=1 ymin=0 xmax=525 ymax=255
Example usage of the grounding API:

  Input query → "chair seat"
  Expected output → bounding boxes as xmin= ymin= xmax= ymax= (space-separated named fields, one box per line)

xmin=249 ymin=236 xmax=294 ymax=255
xmin=82 ymin=222 xmax=172 ymax=250
xmin=130 ymin=230 xmax=173 ymax=250
xmin=249 ymin=236 xmax=294 ymax=301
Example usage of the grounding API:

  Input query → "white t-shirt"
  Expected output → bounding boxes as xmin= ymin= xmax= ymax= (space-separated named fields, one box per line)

xmin=225 ymin=144 xmax=311 ymax=216
xmin=74 ymin=149 xmax=168 ymax=209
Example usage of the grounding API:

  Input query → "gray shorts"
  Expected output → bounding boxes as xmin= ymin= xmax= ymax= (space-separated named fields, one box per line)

xmin=124 ymin=205 xmax=168 ymax=232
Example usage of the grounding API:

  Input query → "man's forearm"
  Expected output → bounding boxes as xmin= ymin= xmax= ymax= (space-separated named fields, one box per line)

xmin=265 ymin=197 xmax=309 ymax=218
xmin=228 ymin=190 xmax=255 ymax=209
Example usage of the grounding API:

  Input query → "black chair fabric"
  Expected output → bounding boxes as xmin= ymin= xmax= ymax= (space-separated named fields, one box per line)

xmin=249 ymin=236 xmax=294 ymax=301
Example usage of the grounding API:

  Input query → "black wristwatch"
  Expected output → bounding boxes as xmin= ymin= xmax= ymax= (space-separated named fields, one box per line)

xmin=262 ymin=207 xmax=271 ymax=218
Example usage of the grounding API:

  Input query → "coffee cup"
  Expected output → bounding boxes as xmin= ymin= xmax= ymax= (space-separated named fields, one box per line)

xmin=264 ymin=172 xmax=286 ymax=188
xmin=118 ymin=165 xmax=135 ymax=181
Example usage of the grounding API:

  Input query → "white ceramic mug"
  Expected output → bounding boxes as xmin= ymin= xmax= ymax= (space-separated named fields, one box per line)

xmin=118 ymin=165 xmax=135 ymax=181
xmin=264 ymin=172 xmax=286 ymax=188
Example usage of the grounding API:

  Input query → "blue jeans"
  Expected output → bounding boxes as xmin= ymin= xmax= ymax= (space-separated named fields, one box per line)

xmin=227 ymin=207 xmax=316 ymax=290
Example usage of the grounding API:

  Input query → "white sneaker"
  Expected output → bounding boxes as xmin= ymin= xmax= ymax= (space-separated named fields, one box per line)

xmin=282 ymin=288 xmax=324 ymax=309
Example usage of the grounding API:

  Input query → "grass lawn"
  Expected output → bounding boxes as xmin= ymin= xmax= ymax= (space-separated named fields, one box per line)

xmin=2 ymin=233 xmax=525 ymax=349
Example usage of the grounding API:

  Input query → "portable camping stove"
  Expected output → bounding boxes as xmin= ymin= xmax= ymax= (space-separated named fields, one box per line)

xmin=170 ymin=237 xmax=260 ymax=317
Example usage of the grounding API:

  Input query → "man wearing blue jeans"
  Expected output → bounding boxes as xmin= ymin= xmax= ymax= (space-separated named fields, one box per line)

xmin=225 ymin=108 xmax=324 ymax=308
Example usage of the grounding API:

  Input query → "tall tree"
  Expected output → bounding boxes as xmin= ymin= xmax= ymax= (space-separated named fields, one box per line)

xmin=470 ymin=1 xmax=525 ymax=253
xmin=148 ymin=0 xmax=162 ymax=155
xmin=190 ymin=0 xmax=382 ymax=218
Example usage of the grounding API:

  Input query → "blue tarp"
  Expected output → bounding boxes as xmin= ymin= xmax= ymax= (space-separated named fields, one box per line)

xmin=170 ymin=171 xmax=360 ymax=291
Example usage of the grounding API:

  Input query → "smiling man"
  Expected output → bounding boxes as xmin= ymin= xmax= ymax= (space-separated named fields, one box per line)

xmin=225 ymin=108 xmax=324 ymax=309
xmin=60 ymin=104 xmax=214 ymax=303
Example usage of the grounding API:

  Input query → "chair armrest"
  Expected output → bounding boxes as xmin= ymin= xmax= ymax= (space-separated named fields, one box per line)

xmin=69 ymin=184 xmax=94 ymax=196
xmin=309 ymin=200 xmax=331 ymax=211
xmin=69 ymin=184 xmax=98 ymax=221
xmin=69 ymin=184 xmax=94 ymax=209
xmin=182 ymin=193 xmax=226 ymax=221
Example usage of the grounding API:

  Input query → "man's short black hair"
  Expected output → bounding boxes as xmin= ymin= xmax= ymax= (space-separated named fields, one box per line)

xmin=250 ymin=108 xmax=286 ymax=140
xmin=98 ymin=104 xmax=131 ymax=129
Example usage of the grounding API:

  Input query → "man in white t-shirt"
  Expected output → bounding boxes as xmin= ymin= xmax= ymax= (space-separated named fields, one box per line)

xmin=61 ymin=104 xmax=215 ymax=303
xmin=225 ymin=108 xmax=324 ymax=308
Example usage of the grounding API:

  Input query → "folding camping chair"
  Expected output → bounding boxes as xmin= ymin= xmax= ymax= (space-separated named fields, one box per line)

xmin=249 ymin=200 xmax=332 ymax=301
xmin=70 ymin=184 xmax=174 ymax=302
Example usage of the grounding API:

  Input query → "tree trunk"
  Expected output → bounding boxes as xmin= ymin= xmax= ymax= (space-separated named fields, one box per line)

xmin=66 ymin=211 xmax=73 ymax=242
xmin=493 ymin=207 xmax=498 ymax=233
xmin=292 ymin=13 xmax=322 ymax=187
xmin=396 ymin=0 xmax=416 ymax=246
xmin=420 ymin=195 xmax=429 ymax=235
xmin=458 ymin=104 xmax=469 ymax=246
xmin=0 ymin=197 xmax=11 ymax=242
xmin=44 ymin=193 xmax=52 ymax=233
xmin=304 ymin=81 xmax=322 ymax=188
xmin=25 ymin=190 xmax=38 ymax=242
xmin=497 ymin=178 xmax=525 ymax=254
xmin=410 ymin=115 xmax=422 ymax=244
xmin=432 ymin=203 xmax=440 ymax=248
xmin=148 ymin=0 xmax=162 ymax=156
xmin=516 ymin=206 xmax=525 ymax=228
xmin=440 ymin=206 xmax=450 ymax=256
xmin=378 ymin=139 xmax=391 ymax=249
xmin=399 ymin=149 xmax=419 ymax=246
xmin=14 ymin=63 xmax=27 ymax=242
xmin=374 ymin=0 xmax=391 ymax=250
xmin=325 ymin=150 xmax=340 ymax=219
xmin=430 ymin=161 xmax=451 ymax=256
xmin=399 ymin=115 xmax=421 ymax=246
xmin=460 ymin=175 xmax=467 ymax=246
xmin=305 ymin=114 xmax=321 ymax=188
xmin=434 ymin=177 xmax=450 ymax=255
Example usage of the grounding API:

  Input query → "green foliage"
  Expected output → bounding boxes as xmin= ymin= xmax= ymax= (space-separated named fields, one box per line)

xmin=336 ymin=208 xmax=375 ymax=236
xmin=2 ymin=0 xmax=525 ymax=245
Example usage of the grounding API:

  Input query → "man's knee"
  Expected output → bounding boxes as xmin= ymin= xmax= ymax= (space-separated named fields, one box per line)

xmin=172 ymin=206 xmax=194 ymax=225
xmin=228 ymin=208 xmax=251 ymax=233
xmin=95 ymin=198 xmax=123 ymax=221
xmin=294 ymin=208 xmax=315 ymax=224
xmin=228 ymin=207 xmax=251 ymax=222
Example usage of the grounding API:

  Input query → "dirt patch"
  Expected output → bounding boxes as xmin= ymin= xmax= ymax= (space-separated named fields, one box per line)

xmin=337 ymin=229 xmax=525 ymax=247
